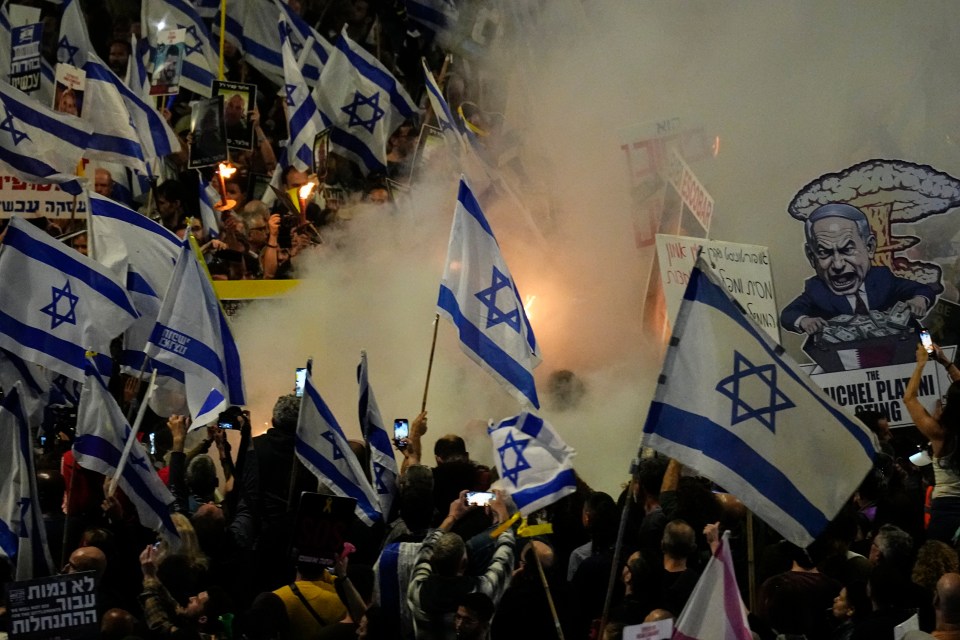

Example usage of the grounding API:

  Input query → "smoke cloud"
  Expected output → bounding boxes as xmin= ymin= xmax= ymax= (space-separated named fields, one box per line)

xmin=231 ymin=1 xmax=960 ymax=494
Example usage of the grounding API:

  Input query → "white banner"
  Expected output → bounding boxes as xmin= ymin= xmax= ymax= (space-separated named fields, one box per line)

xmin=0 ymin=172 xmax=86 ymax=218
xmin=656 ymin=234 xmax=778 ymax=342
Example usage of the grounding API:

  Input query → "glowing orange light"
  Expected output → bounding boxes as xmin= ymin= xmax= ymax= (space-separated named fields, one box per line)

xmin=298 ymin=182 xmax=315 ymax=200
xmin=524 ymin=294 xmax=537 ymax=319
xmin=218 ymin=163 xmax=237 ymax=179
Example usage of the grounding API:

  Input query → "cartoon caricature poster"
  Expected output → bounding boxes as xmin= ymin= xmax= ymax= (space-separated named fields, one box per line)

xmin=781 ymin=159 xmax=960 ymax=427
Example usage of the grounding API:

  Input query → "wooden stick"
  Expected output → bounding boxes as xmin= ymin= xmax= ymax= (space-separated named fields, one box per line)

xmin=421 ymin=314 xmax=439 ymax=413
xmin=533 ymin=544 xmax=565 ymax=640
xmin=218 ymin=0 xmax=227 ymax=80
xmin=108 ymin=370 xmax=157 ymax=497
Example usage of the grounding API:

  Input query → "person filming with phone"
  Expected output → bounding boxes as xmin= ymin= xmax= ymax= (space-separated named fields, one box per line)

xmin=904 ymin=337 xmax=960 ymax=543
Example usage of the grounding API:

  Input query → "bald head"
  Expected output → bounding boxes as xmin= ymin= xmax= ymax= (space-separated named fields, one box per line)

xmin=68 ymin=546 xmax=106 ymax=579
xmin=100 ymin=608 xmax=137 ymax=639
xmin=937 ymin=572 xmax=960 ymax=625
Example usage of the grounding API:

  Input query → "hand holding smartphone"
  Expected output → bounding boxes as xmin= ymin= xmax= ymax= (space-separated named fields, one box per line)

xmin=394 ymin=419 xmax=410 ymax=449
xmin=921 ymin=329 xmax=934 ymax=354
xmin=466 ymin=491 xmax=495 ymax=507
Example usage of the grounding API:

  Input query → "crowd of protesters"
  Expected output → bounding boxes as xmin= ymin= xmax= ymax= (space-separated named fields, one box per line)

xmin=6 ymin=2 xmax=960 ymax=639
xmin=10 ymin=365 xmax=960 ymax=640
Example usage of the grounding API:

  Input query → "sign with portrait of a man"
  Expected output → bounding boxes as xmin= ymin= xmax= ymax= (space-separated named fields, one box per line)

xmin=212 ymin=80 xmax=256 ymax=150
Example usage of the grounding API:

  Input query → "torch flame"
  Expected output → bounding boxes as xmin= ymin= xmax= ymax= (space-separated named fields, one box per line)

xmin=218 ymin=163 xmax=236 ymax=179
xmin=299 ymin=182 xmax=316 ymax=200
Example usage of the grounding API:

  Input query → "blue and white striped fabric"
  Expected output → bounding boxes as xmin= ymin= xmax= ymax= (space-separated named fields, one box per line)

xmin=296 ymin=367 xmax=381 ymax=526
xmin=197 ymin=179 xmax=222 ymax=240
xmin=217 ymin=0 xmax=331 ymax=87
xmin=405 ymin=0 xmax=458 ymax=34
xmin=144 ymin=240 xmax=245 ymax=427
xmin=58 ymin=0 xmax=179 ymax=167
xmin=0 ymin=217 xmax=138 ymax=381
xmin=194 ymin=0 xmax=218 ymax=19
xmin=488 ymin=412 xmax=576 ymax=517
xmin=358 ymin=351 xmax=398 ymax=518
xmin=141 ymin=0 xmax=218 ymax=97
xmin=438 ymin=177 xmax=541 ymax=408
xmin=422 ymin=59 xmax=464 ymax=153
xmin=0 ymin=80 xmax=92 ymax=195
xmin=642 ymin=257 xmax=877 ymax=547
xmin=279 ymin=15 xmax=324 ymax=172
xmin=74 ymin=364 xmax=179 ymax=545
xmin=0 ymin=386 xmax=53 ymax=580
xmin=313 ymin=27 xmax=418 ymax=175
xmin=87 ymin=193 xmax=182 ymax=377
xmin=0 ymin=348 xmax=52 ymax=428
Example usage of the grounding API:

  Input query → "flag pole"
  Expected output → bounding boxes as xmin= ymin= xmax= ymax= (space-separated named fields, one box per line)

xmin=61 ymin=445 xmax=78 ymax=564
xmin=218 ymin=0 xmax=227 ymax=80
xmin=421 ymin=314 xmax=439 ymax=413
xmin=533 ymin=545 xmax=565 ymax=640
xmin=599 ymin=458 xmax=639 ymax=636
xmin=107 ymin=369 xmax=157 ymax=497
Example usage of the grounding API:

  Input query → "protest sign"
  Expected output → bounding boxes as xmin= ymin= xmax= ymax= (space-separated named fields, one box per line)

xmin=10 ymin=23 xmax=42 ymax=93
xmin=655 ymin=234 xmax=778 ymax=342
xmin=150 ymin=29 xmax=185 ymax=96
xmin=7 ymin=571 xmax=98 ymax=639
xmin=0 ymin=172 xmax=87 ymax=219
xmin=53 ymin=63 xmax=84 ymax=116
xmin=623 ymin=619 xmax=673 ymax=640
xmin=213 ymin=80 xmax=256 ymax=150
xmin=189 ymin=96 xmax=227 ymax=168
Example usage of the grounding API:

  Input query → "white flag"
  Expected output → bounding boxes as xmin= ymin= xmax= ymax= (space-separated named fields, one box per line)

xmin=0 ymin=217 xmax=139 ymax=381
xmin=74 ymin=364 xmax=179 ymax=544
xmin=144 ymin=241 xmax=245 ymax=427
xmin=0 ymin=385 xmax=53 ymax=580
xmin=297 ymin=366 xmax=381 ymax=526
xmin=488 ymin=412 xmax=576 ymax=516
xmin=642 ymin=257 xmax=877 ymax=546
xmin=438 ymin=177 xmax=541 ymax=408
xmin=358 ymin=351 xmax=398 ymax=517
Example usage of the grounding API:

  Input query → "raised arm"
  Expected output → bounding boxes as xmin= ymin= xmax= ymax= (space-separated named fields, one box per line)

xmin=904 ymin=343 xmax=947 ymax=445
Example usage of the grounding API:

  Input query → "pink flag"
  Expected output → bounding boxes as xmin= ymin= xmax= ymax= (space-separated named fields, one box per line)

xmin=673 ymin=531 xmax=752 ymax=640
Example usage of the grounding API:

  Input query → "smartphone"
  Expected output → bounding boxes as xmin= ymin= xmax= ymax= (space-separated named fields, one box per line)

xmin=466 ymin=491 xmax=495 ymax=507
xmin=148 ymin=432 xmax=157 ymax=455
xmin=921 ymin=329 xmax=934 ymax=354
xmin=393 ymin=419 xmax=409 ymax=449
xmin=295 ymin=367 xmax=307 ymax=397
xmin=218 ymin=419 xmax=235 ymax=430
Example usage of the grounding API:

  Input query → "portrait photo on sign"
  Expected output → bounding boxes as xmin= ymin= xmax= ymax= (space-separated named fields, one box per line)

xmin=53 ymin=63 xmax=85 ymax=117
xmin=213 ymin=80 xmax=256 ymax=150
xmin=312 ymin=128 xmax=331 ymax=182
xmin=150 ymin=32 xmax=185 ymax=96
xmin=188 ymin=96 xmax=228 ymax=169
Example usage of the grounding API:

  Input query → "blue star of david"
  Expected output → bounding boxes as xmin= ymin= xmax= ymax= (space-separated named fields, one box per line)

xmin=715 ymin=351 xmax=795 ymax=433
xmin=40 ymin=280 xmax=79 ymax=330
xmin=321 ymin=431 xmax=344 ymax=460
xmin=497 ymin=432 xmax=531 ymax=487
xmin=0 ymin=113 xmax=28 ymax=146
xmin=284 ymin=84 xmax=297 ymax=107
xmin=177 ymin=24 xmax=203 ymax=56
xmin=372 ymin=461 xmax=388 ymax=494
xmin=57 ymin=36 xmax=79 ymax=65
xmin=283 ymin=23 xmax=303 ymax=57
xmin=130 ymin=451 xmax=151 ymax=474
xmin=341 ymin=91 xmax=384 ymax=134
xmin=475 ymin=266 xmax=521 ymax=332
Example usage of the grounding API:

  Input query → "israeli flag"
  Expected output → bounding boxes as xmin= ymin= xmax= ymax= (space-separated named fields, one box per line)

xmin=488 ymin=412 xmax=576 ymax=516
xmin=405 ymin=0 xmax=459 ymax=34
xmin=358 ymin=351 xmax=398 ymax=518
xmin=74 ymin=364 xmax=180 ymax=545
xmin=422 ymin=59 xmax=465 ymax=153
xmin=217 ymin=0 xmax=331 ymax=87
xmin=142 ymin=0 xmax=218 ymax=97
xmin=0 ymin=217 xmax=138 ymax=381
xmin=0 ymin=386 xmax=54 ymax=580
xmin=438 ymin=177 xmax=541 ymax=408
xmin=297 ymin=366 xmax=381 ymax=526
xmin=197 ymin=179 xmax=222 ymax=240
xmin=0 ymin=81 xmax=92 ymax=195
xmin=144 ymin=240 xmax=245 ymax=427
xmin=88 ymin=193 xmax=182 ymax=377
xmin=313 ymin=27 xmax=418 ymax=175
xmin=279 ymin=15 xmax=324 ymax=172
xmin=58 ymin=0 xmax=179 ymax=166
xmin=0 ymin=348 xmax=52 ymax=428
xmin=642 ymin=257 xmax=877 ymax=546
